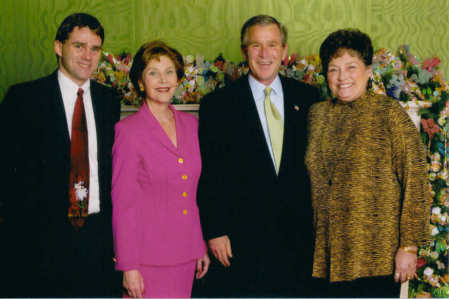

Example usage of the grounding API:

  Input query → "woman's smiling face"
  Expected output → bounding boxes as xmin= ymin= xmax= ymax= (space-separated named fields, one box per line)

xmin=327 ymin=50 xmax=372 ymax=102
xmin=139 ymin=55 xmax=178 ymax=104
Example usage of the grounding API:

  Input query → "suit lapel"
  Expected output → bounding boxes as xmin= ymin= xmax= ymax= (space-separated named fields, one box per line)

xmin=279 ymin=82 xmax=291 ymax=177
xmin=140 ymin=103 xmax=181 ymax=155
xmin=278 ymin=76 xmax=305 ymax=177
xmin=90 ymin=81 xmax=105 ymax=162
xmin=237 ymin=77 xmax=278 ymax=178
xmin=90 ymin=81 xmax=107 ymax=210
xmin=47 ymin=71 xmax=71 ymax=155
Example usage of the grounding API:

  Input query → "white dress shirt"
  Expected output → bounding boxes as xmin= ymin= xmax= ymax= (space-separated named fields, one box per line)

xmin=248 ymin=74 xmax=285 ymax=168
xmin=58 ymin=71 xmax=100 ymax=214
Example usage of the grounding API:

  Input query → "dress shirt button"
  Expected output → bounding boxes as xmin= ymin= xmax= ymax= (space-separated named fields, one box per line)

xmin=182 ymin=192 xmax=188 ymax=198
xmin=182 ymin=174 xmax=188 ymax=180
xmin=182 ymin=209 xmax=188 ymax=215
xmin=178 ymin=157 xmax=184 ymax=164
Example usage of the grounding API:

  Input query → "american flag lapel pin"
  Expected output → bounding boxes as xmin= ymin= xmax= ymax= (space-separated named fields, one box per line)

xmin=294 ymin=105 xmax=300 ymax=111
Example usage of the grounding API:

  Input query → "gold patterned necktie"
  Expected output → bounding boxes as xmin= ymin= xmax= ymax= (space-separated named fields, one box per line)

xmin=264 ymin=87 xmax=284 ymax=173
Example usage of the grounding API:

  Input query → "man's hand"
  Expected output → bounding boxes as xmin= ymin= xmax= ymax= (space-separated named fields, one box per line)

xmin=208 ymin=235 xmax=232 ymax=267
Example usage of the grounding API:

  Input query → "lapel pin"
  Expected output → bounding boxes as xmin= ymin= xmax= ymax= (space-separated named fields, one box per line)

xmin=294 ymin=105 xmax=300 ymax=111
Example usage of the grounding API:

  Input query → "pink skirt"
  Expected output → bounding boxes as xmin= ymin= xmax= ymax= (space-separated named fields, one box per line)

xmin=124 ymin=260 xmax=196 ymax=298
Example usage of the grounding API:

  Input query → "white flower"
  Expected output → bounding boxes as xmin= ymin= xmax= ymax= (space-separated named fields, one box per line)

xmin=185 ymin=55 xmax=194 ymax=64
xmin=431 ymin=153 xmax=441 ymax=161
xmin=438 ymin=116 xmax=446 ymax=126
xmin=74 ymin=181 xmax=88 ymax=201
xmin=423 ymin=267 xmax=434 ymax=277
xmin=437 ymin=260 xmax=445 ymax=270
xmin=439 ymin=168 xmax=449 ymax=180
xmin=187 ymin=66 xmax=195 ymax=74
xmin=431 ymin=226 xmax=439 ymax=236
xmin=196 ymin=55 xmax=204 ymax=65
xmin=430 ymin=251 xmax=439 ymax=259
xmin=432 ymin=207 xmax=442 ymax=215
xmin=430 ymin=160 xmax=441 ymax=172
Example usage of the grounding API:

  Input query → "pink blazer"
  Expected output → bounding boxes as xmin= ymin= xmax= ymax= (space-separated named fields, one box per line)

xmin=112 ymin=103 xmax=206 ymax=271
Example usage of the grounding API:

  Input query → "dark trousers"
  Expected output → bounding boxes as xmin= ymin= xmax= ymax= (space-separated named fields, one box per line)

xmin=5 ymin=213 xmax=121 ymax=298
xmin=192 ymin=254 xmax=311 ymax=298
xmin=311 ymin=275 xmax=401 ymax=298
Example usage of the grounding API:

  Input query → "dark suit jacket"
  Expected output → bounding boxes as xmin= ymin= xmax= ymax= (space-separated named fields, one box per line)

xmin=0 ymin=71 xmax=121 ymax=297
xmin=196 ymin=75 xmax=319 ymax=296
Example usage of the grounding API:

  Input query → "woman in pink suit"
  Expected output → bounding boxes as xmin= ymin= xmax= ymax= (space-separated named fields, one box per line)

xmin=112 ymin=41 xmax=209 ymax=298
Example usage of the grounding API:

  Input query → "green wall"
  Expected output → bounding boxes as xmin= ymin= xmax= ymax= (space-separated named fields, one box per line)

xmin=1 ymin=0 xmax=449 ymax=100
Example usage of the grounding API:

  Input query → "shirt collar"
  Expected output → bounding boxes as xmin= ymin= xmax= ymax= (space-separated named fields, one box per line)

xmin=58 ymin=70 xmax=90 ymax=96
xmin=248 ymin=74 xmax=282 ymax=100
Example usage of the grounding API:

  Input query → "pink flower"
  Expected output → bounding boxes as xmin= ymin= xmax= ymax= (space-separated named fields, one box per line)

xmin=214 ymin=60 xmax=224 ymax=70
xmin=417 ymin=257 xmax=427 ymax=269
xmin=290 ymin=53 xmax=297 ymax=64
xmin=107 ymin=54 xmax=114 ymax=65
xmin=283 ymin=53 xmax=297 ymax=66
xmin=423 ymin=57 xmax=440 ymax=72
xmin=123 ymin=54 xmax=130 ymax=65
xmin=421 ymin=118 xmax=440 ymax=140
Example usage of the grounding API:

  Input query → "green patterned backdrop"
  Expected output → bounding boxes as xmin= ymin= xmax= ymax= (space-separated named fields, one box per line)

xmin=1 ymin=0 xmax=448 ymax=101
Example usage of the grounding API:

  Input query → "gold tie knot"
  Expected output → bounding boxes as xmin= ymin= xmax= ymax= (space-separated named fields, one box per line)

xmin=264 ymin=87 xmax=272 ymax=97
xmin=264 ymin=87 xmax=281 ymax=120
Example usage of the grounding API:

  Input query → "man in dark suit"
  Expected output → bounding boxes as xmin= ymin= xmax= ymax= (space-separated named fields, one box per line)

xmin=0 ymin=13 xmax=121 ymax=297
xmin=195 ymin=15 xmax=318 ymax=297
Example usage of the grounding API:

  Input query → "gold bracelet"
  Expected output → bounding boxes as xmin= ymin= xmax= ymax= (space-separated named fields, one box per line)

xmin=400 ymin=246 xmax=417 ymax=254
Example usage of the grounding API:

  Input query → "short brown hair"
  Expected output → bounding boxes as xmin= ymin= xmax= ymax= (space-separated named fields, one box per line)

xmin=55 ymin=13 xmax=104 ymax=44
xmin=54 ymin=13 xmax=104 ymax=62
xmin=240 ymin=14 xmax=288 ymax=50
xmin=129 ymin=41 xmax=184 ymax=98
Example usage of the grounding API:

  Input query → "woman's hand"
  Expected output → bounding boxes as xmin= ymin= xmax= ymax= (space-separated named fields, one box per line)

xmin=196 ymin=253 xmax=211 ymax=279
xmin=123 ymin=269 xmax=145 ymax=298
xmin=394 ymin=246 xmax=417 ymax=283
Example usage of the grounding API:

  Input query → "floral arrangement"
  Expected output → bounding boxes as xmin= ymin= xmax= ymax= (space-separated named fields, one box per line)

xmin=95 ymin=52 xmax=138 ymax=105
xmin=93 ymin=51 xmax=328 ymax=105
xmin=367 ymin=46 xmax=449 ymax=298
xmin=172 ymin=54 xmax=244 ymax=104
xmin=93 ymin=46 xmax=449 ymax=297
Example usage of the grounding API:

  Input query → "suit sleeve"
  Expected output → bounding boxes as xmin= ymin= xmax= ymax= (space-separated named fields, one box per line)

xmin=389 ymin=101 xmax=431 ymax=248
xmin=111 ymin=89 xmax=121 ymax=124
xmin=197 ymin=93 xmax=233 ymax=240
xmin=0 ymin=85 xmax=28 ymax=295
xmin=111 ymin=123 xmax=141 ymax=271
xmin=0 ymin=85 xmax=26 ymax=230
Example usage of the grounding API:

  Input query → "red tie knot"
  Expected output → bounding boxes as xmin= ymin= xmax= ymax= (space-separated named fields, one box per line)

xmin=77 ymin=88 xmax=84 ymax=98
